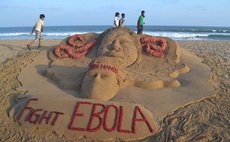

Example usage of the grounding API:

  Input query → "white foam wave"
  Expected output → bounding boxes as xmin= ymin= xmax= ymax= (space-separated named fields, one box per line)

xmin=0 ymin=32 xmax=29 ymax=36
xmin=1 ymin=31 xmax=230 ymax=40
xmin=144 ymin=32 xmax=209 ymax=39
xmin=44 ymin=31 xmax=102 ymax=36
xmin=0 ymin=31 xmax=103 ymax=37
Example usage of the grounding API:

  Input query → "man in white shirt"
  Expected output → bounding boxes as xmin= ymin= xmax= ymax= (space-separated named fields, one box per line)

xmin=27 ymin=14 xmax=45 ymax=50
xmin=114 ymin=12 xmax=120 ymax=27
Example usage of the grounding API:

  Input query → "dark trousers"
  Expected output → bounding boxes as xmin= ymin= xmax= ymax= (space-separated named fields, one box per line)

xmin=137 ymin=25 xmax=143 ymax=34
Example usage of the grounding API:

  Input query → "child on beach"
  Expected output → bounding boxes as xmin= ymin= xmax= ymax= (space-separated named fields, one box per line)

xmin=137 ymin=11 xmax=145 ymax=34
xmin=114 ymin=12 xmax=120 ymax=27
xmin=27 ymin=14 xmax=45 ymax=50
xmin=119 ymin=13 xmax=125 ymax=27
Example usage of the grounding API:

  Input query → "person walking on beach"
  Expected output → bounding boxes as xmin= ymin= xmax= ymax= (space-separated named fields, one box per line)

xmin=119 ymin=13 xmax=125 ymax=27
xmin=114 ymin=12 xmax=120 ymax=27
xmin=27 ymin=14 xmax=45 ymax=50
xmin=137 ymin=11 xmax=145 ymax=34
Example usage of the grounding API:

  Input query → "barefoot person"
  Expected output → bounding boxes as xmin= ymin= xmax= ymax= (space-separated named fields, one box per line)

xmin=137 ymin=11 xmax=145 ymax=34
xmin=27 ymin=14 xmax=45 ymax=50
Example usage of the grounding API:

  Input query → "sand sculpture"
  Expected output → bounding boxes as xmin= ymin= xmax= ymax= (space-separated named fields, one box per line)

xmin=49 ymin=27 xmax=189 ymax=101
xmin=1 ymin=27 xmax=217 ymax=141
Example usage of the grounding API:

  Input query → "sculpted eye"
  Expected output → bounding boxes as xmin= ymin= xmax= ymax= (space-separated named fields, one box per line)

xmin=120 ymin=40 xmax=126 ymax=44
xmin=101 ymin=74 xmax=109 ymax=79
xmin=108 ymin=44 xmax=113 ymax=49
xmin=89 ymin=72 xmax=97 ymax=77
xmin=104 ymin=42 xmax=113 ymax=49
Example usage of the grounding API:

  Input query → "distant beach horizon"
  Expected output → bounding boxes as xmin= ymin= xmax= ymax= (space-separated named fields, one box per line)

xmin=1 ymin=25 xmax=230 ymax=40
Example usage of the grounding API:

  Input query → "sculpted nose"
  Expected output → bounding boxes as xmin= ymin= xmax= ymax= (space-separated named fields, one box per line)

xmin=112 ymin=40 xmax=121 ymax=51
xmin=95 ymin=73 xmax=101 ymax=80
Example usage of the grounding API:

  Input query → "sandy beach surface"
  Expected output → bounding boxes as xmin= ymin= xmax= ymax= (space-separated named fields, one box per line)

xmin=0 ymin=38 xmax=230 ymax=141
xmin=148 ymin=40 xmax=230 ymax=141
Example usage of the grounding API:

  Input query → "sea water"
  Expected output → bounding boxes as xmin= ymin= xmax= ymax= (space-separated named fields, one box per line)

xmin=0 ymin=25 xmax=230 ymax=40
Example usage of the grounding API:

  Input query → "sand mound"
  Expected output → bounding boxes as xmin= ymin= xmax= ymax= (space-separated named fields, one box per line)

xmin=47 ymin=28 xmax=185 ymax=98
xmin=0 ymin=28 xmax=221 ymax=141
xmin=10 ymin=94 xmax=159 ymax=141
xmin=0 ymin=42 xmax=26 ymax=63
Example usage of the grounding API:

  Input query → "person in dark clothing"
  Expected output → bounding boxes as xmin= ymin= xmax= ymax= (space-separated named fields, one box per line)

xmin=119 ymin=13 xmax=125 ymax=27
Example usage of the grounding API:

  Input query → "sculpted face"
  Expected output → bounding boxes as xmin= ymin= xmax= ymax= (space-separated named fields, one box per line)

xmin=81 ymin=66 xmax=120 ymax=101
xmin=81 ymin=28 xmax=140 ymax=101
xmin=97 ymin=29 xmax=139 ymax=66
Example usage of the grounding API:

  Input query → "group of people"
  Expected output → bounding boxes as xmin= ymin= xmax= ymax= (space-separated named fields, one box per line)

xmin=113 ymin=10 xmax=145 ymax=34
xmin=113 ymin=12 xmax=126 ymax=27
xmin=27 ymin=10 xmax=145 ymax=50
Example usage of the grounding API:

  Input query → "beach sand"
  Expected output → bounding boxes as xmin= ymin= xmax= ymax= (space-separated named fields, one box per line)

xmin=0 ymin=39 xmax=230 ymax=141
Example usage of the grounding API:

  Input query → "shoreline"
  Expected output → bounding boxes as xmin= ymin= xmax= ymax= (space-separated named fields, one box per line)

xmin=1 ymin=25 xmax=230 ymax=41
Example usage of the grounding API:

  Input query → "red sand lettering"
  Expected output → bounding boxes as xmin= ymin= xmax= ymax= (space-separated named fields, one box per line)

xmin=38 ymin=110 xmax=53 ymax=124
xmin=69 ymin=101 xmax=155 ymax=134
xmin=90 ymin=64 xmax=118 ymax=74
xmin=68 ymin=101 xmax=92 ymax=131
xmin=87 ymin=103 xmax=106 ymax=132
xmin=103 ymin=105 xmax=119 ymax=132
xmin=17 ymin=98 xmax=64 ymax=125
xmin=117 ymin=106 xmax=132 ymax=133
xmin=132 ymin=106 xmax=155 ymax=133
xmin=17 ymin=99 xmax=155 ymax=134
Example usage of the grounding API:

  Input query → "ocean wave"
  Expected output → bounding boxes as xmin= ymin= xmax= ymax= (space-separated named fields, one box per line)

xmin=44 ymin=31 xmax=102 ymax=36
xmin=145 ymin=32 xmax=230 ymax=40
xmin=1 ymin=31 xmax=230 ymax=40
xmin=0 ymin=32 xmax=102 ymax=37
xmin=0 ymin=32 xmax=30 ymax=36
xmin=145 ymin=32 xmax=207 ymax=38
xmin=203 ymin=34 xmax=230 ymax=39
xmin=143 ymin=27 xmax=230 ymax=33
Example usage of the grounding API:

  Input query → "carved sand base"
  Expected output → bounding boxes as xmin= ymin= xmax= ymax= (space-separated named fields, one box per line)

xmin=11 ymin=95 xmax=158 ymax=141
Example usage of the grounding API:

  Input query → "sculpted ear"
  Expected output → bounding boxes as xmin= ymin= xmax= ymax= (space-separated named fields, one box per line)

xmin=116 ymin=69 xmax=131 ymax=89
xmin=117 ymin=77 xmax=132 ymax=89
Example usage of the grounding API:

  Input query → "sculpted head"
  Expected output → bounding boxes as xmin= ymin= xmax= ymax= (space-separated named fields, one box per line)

xmin=97 ymin=27 xmax=140 ymax=67
xmin=81 ymin=57 xmax=128 ymax=101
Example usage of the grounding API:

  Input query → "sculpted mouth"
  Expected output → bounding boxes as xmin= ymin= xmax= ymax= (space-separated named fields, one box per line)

xmin=105 ymin=52 xmax=125 ymax=59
